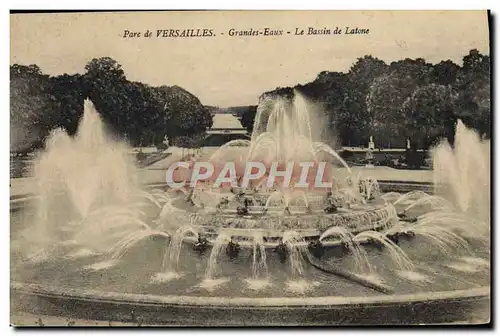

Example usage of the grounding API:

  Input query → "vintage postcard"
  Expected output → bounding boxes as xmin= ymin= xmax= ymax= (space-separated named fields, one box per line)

xmin=10 ymin=10 xmax=491 ymax=326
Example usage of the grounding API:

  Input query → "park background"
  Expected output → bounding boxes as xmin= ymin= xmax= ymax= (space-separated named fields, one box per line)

xmin=10 ymin=48 xmax=491 ymax=173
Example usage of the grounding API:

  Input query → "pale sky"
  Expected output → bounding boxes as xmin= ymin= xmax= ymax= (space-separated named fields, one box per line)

xmin=10 ymin=11 xmax=490 ymax=107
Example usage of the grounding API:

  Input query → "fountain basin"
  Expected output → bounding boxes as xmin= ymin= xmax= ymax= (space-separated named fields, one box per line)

xmin=11 ymin=193 xmax=491 ymax=326
xmin=11 ymin=282 xmax=490 ymax=325
xmin=10 ymin=181 xmax=491 ymax=324
xmin=10 ymin=95 xmax=491 ymax=326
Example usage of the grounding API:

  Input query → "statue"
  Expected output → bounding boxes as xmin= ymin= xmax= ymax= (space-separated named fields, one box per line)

xmin=216 ymin=197 xmax=229 ymax=211
xmin=323 ymin=191 xmax=338 ymax=213
xmin=236 ymin=195 xmax=250 ymax=216
xmin=226 ymin=238 xmax=240 ymax=259
xmin=236 ymin=205 xmax=248 ymax=216
xmin=193 ymin=235 xmax=209 ymax=254
xmin=308 ymin=240 xmax=325 ymax=259
xmin=324 ymin=203 xmax=338 ymax=214
xmin=184 ymin=187 xmax=195 ymax=206
xmin=305 ymin=204 xmax=313 ymax=214
xmin=368 ymin=135 xmax=375 ymax=150
xmin=283 ymin=206 xmax=292 ymax=216
xmin=274 ymin=238 xmax=288 ymax=263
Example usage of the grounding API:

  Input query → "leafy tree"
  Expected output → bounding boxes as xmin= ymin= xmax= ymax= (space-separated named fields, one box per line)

xmin=462 ymin=49 xmax=490 ymax=75
xmin=342 ymin=56 xmax=388 ymax=145
xmin=366 ymin=73 xmax=412 ymax=147
xmin=388 ymin=58 xmax=432 ymax=86
xmin=84 ymin=57 xmax=126 ymax=82
xmin=118 ymin=81 xmax=170 ymax=146
xmin=237 ymin=106 xmax=258 ymax=133
xmin=454 ymin=49 xmax=491 ymax=138
xmin=158 ymin=85 xmax=213 ymax=139
xmin=299 ymin=71 xmax=347 ymax=141
xmin=47 ymin=74 xmax=85 ymax=136
xmin=430 ymin=60 xmax=460 ymax=86
xmin=10 ymin=64 xmax=52 ymax=152
xmin=83 ymin=57 xmax=130 ymax=138
xmin=401 ymin=83 xmax=458 ymax=148
xmin=365 ymin=58 xmax=431 ymax=147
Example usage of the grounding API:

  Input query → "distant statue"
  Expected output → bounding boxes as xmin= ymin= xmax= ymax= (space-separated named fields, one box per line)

xmin=274 ymin=238 xmax=288 ymax=263
xmin=305 ymin=204 xmax=313 ymax=214
xmin=226 ymin=238 xmax=240 ymax=259
xmin=236 ymin=206 xmax=247 ymax=216
xmin=308 ymin=240 xmax=325 ymax=259
xmin=185 ymin=188 xmax=195 ymax=206
xmin=323 ymin=191 xmax=333 ymax=205
xmin=193 ymin=235 xmax=209 ymax=254
xmin=216 ymin=197 xmax=229 ymax=211
xmin=368 ymin=136 xmax=375 ymax=150
xmin=236 ymin=196 xmax=249 ymax=216
xmin=283 ymin=206 xmax=292 ymax=216
xmin=324 ymin=203 xmax=338 ymax=214
xmin=323 ymin=191 xmax=339 ymax=213
xmin=345 ymin=177 xmax=353 ymax=188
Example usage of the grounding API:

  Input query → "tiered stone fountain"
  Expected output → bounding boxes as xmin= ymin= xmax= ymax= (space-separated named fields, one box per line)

xmin=10 ymin=95 xmax=490 ymax=325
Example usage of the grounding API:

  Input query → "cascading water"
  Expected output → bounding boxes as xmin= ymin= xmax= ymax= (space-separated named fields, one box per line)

xmin=251 ymin=232 xmax=268 ymax=279
xmin=22 ymin=99 xmax=147 ymax=257
xmin=248 ymin=91 xmax=341 ymax=169
xmin=245 ymin=232 xmax=271 ymax=290
xmin=197 ymin=233 xmax=231 ymax=291
xmin=354 ymin=231 xmax=414 ymax=271
xmin=407 ymin=223 xmax=472 ymax=256
xmin=319 ymin=226 xmax=372 ymax=274
xmin=161 ymin=226 xmax=199 ymax=273
xmin=150 ymin=226 xmax=199 ymax=283
xmin=283 ymin=231 xmax=305 ymax=278
xmin=282 ymin=231 xmax=320 ymax=294
xmin=9 ymin=83 xmax=491 ymax=319
xmin=404 ymin=195 xmax=454 ymax=213
xmin=432 ymin=120 xmax=490 ymax=235
xmin=204 ymin=233 xmax=231 ymax=280
xmin=85 ymin=228 xmax=169 ymax=271
xmin=416 ymin=211 xmax=487 ymax=238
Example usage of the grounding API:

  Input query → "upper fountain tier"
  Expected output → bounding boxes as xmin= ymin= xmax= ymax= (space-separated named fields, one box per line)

xmin=249 ymin=92 xmax=349 ymax=168
xmin=250 ymin=93 xmax=315 ymax=163
xmin=206 ymin=91 xmax=350 ymax=192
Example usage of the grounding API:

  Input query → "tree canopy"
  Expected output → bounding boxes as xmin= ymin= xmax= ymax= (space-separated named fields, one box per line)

xmin=258 ymin=49 xmax=490 ymax=149
xmin=10 ymin=50 xmax=490 ymax=152
xmin=10 ymin=57 xmax=213 ymax=151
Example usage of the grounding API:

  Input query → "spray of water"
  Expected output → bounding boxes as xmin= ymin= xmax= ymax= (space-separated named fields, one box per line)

xmin=319 ymin=226 xmax=372 ymax=274
xmin=161 ymin=226 xmax=199 ymax=273
xmin=354 ymin=231 xmax=414 ymax=271
xmin=432 ymin=120 xmax=490 ymax=234
xmin=283 ymin=231 xmax=306 ymax=278
xmin=409 ymin=223 xmax=473 ymax=256
xmin=393 ymin=191 xmax=429 ymax=206
xmin=404 ymin=195 xmax=454 ymax=213
xmin=22 ymin=99 xmax=147 ymax=258
xmin=251 ymin=232 xmax=269 ymax=279
xmin=204 ymin=233 xmax=231 ymax=280
xmin=417 ymin=211 xmax=489 ymax=239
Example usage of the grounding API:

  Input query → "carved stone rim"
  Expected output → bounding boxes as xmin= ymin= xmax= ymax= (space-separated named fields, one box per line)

xmin=11 ymin=281 xmax=490 ymax=308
